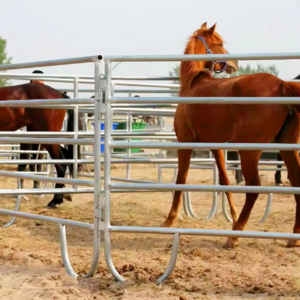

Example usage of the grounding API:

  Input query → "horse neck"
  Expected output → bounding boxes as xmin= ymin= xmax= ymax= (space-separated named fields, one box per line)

xmin=180 ymin=37 xmax=206 ymax=95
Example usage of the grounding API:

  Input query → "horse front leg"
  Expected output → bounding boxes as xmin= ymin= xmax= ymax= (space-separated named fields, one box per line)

xmin=161 ymin=149 xmax=193 ymax=227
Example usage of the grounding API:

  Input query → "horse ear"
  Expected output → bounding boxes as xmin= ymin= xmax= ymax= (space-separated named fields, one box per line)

xmin=209 ymin=23 xmax=217 ymax=34
xmin=201 ymin=22 xmax=207 ymax=28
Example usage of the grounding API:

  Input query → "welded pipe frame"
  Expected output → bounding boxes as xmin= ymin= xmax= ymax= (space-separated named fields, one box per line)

xmin=160 ymin=163 xmax=276 ymax=223
xmin=2 ymin=71 xmax=299 ymax=83
xmin=0 ymin=56 xmax=106 ymax=280
xmin=10 ymin=61 xmax=292 ymax=230
xmin=101 ymin=52 xmax=300 ymax=284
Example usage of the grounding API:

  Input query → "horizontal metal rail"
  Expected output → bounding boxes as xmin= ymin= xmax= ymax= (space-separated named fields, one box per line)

xmin=0 ymin=209 xmax=93 ymax=229
xmin=0 ymin=55 xmax=102 ymax=71
xmin=109 ymin=225 xmax=300 ymax=240
xmin=58 ymin=88 xmax=177 ymax=94
xmin=111 ymin=104 xmax=177 ymax=108
xmin=111 ymin=96 xmax=300 ymax=104
xmin=0 ymin=149 xmax=48 ymax=154
xmin=105 ymin=52 xmax=300 ymax=62
xmin=109 ymin=183 xmax=300 ymax=194
xmin=0 ymin=98 xmax=94 ymax=107
xmin=113 ymin=110 xmax=175 ymax=117
xmin=161 ymin=160 xmax=287 ymax=168
xmin=115 ymin=89 xmax=177 ymax=94
xmin=0 ymin=73 xmax=87 ymax=80
xmin=160 ymin=164 xmax=286 ymax=172
xmin=0 ymin=73 xmax=178 ymax=81
xmin=0 ymin=159 xmax=93 ymax=165
xmin=114 ymin=81 xmax=179 ymax=89
xmin=111 ymin=177 xmax=159 ymax=184
xmin=0 ymin=137 xmax=93 ymax=145
xmin=110 ymin=189 xmax=172 ymax=193
xmin=109 ymin=158 xmax=215 ymax=164
xmin=0 ymin=188 xmax=93 ymax=195
xmin=0 ymin=170 xmax=94 ymax=186
xmin=0 ymin=131 xmax=174 ymax=138
xmin=112 ymin=76 xmax=179 ymax=81
xmin=110 ymin=141 xmax=300 ymax=151
xmin=5 ymin=73 xmax=299 ymax=83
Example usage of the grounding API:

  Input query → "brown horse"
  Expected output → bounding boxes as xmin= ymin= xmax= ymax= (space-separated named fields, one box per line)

xmin=229 ymin=74 xmax=300 ymax=186
xmin=18 ymin=91 xmax=84 ymax=190
xmin=162 ymin=22 xmax=300 ymax=248
xmin=0 ymin=82 xmax=76 ymax=208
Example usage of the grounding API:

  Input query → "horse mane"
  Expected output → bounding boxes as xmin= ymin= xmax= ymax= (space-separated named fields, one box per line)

xmin=180 ymin=28 xmax=224 ymax=95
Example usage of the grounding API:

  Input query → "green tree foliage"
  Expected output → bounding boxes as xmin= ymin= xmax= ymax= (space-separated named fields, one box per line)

xmin=230 ymin=63 xmax=279 ymax=77
xmin=0 ymin=37 xmax=12 ymax=87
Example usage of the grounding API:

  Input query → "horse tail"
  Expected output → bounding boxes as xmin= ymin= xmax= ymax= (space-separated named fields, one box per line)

xmin=282 ymin=81 xmax=300 ymax=113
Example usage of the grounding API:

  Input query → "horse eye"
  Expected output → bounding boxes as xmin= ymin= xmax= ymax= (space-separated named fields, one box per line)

xmin=220 ymin=44 xmax=223 ymax=47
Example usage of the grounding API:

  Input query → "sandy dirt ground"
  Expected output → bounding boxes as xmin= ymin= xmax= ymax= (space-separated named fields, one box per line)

xmin=1 ymin=161 xmax=300 ymax=300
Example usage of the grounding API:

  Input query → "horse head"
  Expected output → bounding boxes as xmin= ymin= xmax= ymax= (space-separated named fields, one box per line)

xmin=188 ymin=22 xmax=238 ymax=75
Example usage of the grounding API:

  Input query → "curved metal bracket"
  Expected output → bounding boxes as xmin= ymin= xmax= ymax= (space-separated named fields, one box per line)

xmin=182 ymin=191 xmax=190 ymax=217
xmin=206 ymin=162 xmax=219 ymax=221
xmin=206 ymin=194 xmax=219 ymax=221
xmin=3 ymin=195 xmax=22 ymax=227
xmin=157 ymin=233 xmax=180 ymax=284
xmin=259 ymin=193 xmax=273 ymax=223
xmin=83 ymin=228 xmax=101 ymax=278
xmin=184 ymin=192 xmax=200 ymax=219
xmin=59 ymin=224 xmax=78 ymax=278
xmin=180 ymin=161 xmax=220 ymax=221
xmin=221 ymin=192 xmax=233 ymax=223
xmin=59 ymin=223 xmax=101 ymax=279
xmin=104 ymin=231 xmax=125 ymax=282
xmin=17 ymin=179 xmax=30 ymax=201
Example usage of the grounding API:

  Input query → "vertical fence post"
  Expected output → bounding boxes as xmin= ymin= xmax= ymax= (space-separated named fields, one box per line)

xmin=73 ymin=77 xmax=79 ymax=186
xmin=104 ymin=59 xmax=125 ymax=281
xmin=126 ymin=114 xmax=133 ymax=180
xmin=126 ymin=92 xmax=132 ymax=180
xmin=84 ymin=61 xmax=102 ymax=278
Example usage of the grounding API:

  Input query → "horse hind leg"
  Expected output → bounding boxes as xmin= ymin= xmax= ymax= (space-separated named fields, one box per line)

xmin=18 ymin=143 xmax=32 ymax=189
xmin=274 ymin=112 xmax=300 ymax=247
xmin=224 ymin=150 xmax=261 ymax=249
xmin=275 ymin=152 xmax=283 ymax=185
xmin=161 ymin=149 xmax=193 ymax=227
xmin=279 ymin=150 xmax=300 ymax=247
xmin=211 ymin=150 xmax=238 ymax=224
xmin=43 ymin=144 xmax=71 ymax=208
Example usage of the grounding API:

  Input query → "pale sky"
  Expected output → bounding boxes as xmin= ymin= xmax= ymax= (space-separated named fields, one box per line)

xmin=1 ymin=0 xmax=300 ymax=94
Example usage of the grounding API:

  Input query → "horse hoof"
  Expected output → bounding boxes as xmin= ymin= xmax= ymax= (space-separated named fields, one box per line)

xmin=47 ymin=202 xmax=57 ymax=209
xmin=287 ymin=240 xmax=300 ymax=247
xmin=223 ymin=238 xmax=239 ymax=249
xmin=161 ymin=218 xmax=177 ymax=228
xmin=275 ymin=183 xmax=283 ymax=186
xmin=47 ymin=199 xmax=63 ymax=208
xmin=63 ymin=194 xmax=72 ymax=202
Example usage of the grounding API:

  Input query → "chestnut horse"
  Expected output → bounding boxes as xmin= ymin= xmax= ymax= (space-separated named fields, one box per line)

xmin=229 ymin=74 xmax=300 ymax=186
xmin=18 ymin=92 xmax=84 ymax=190
xmin=0 ymin=83 xmax=76 ymax=208
xmin=162 ymin=22 xmax=300 ymax=248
